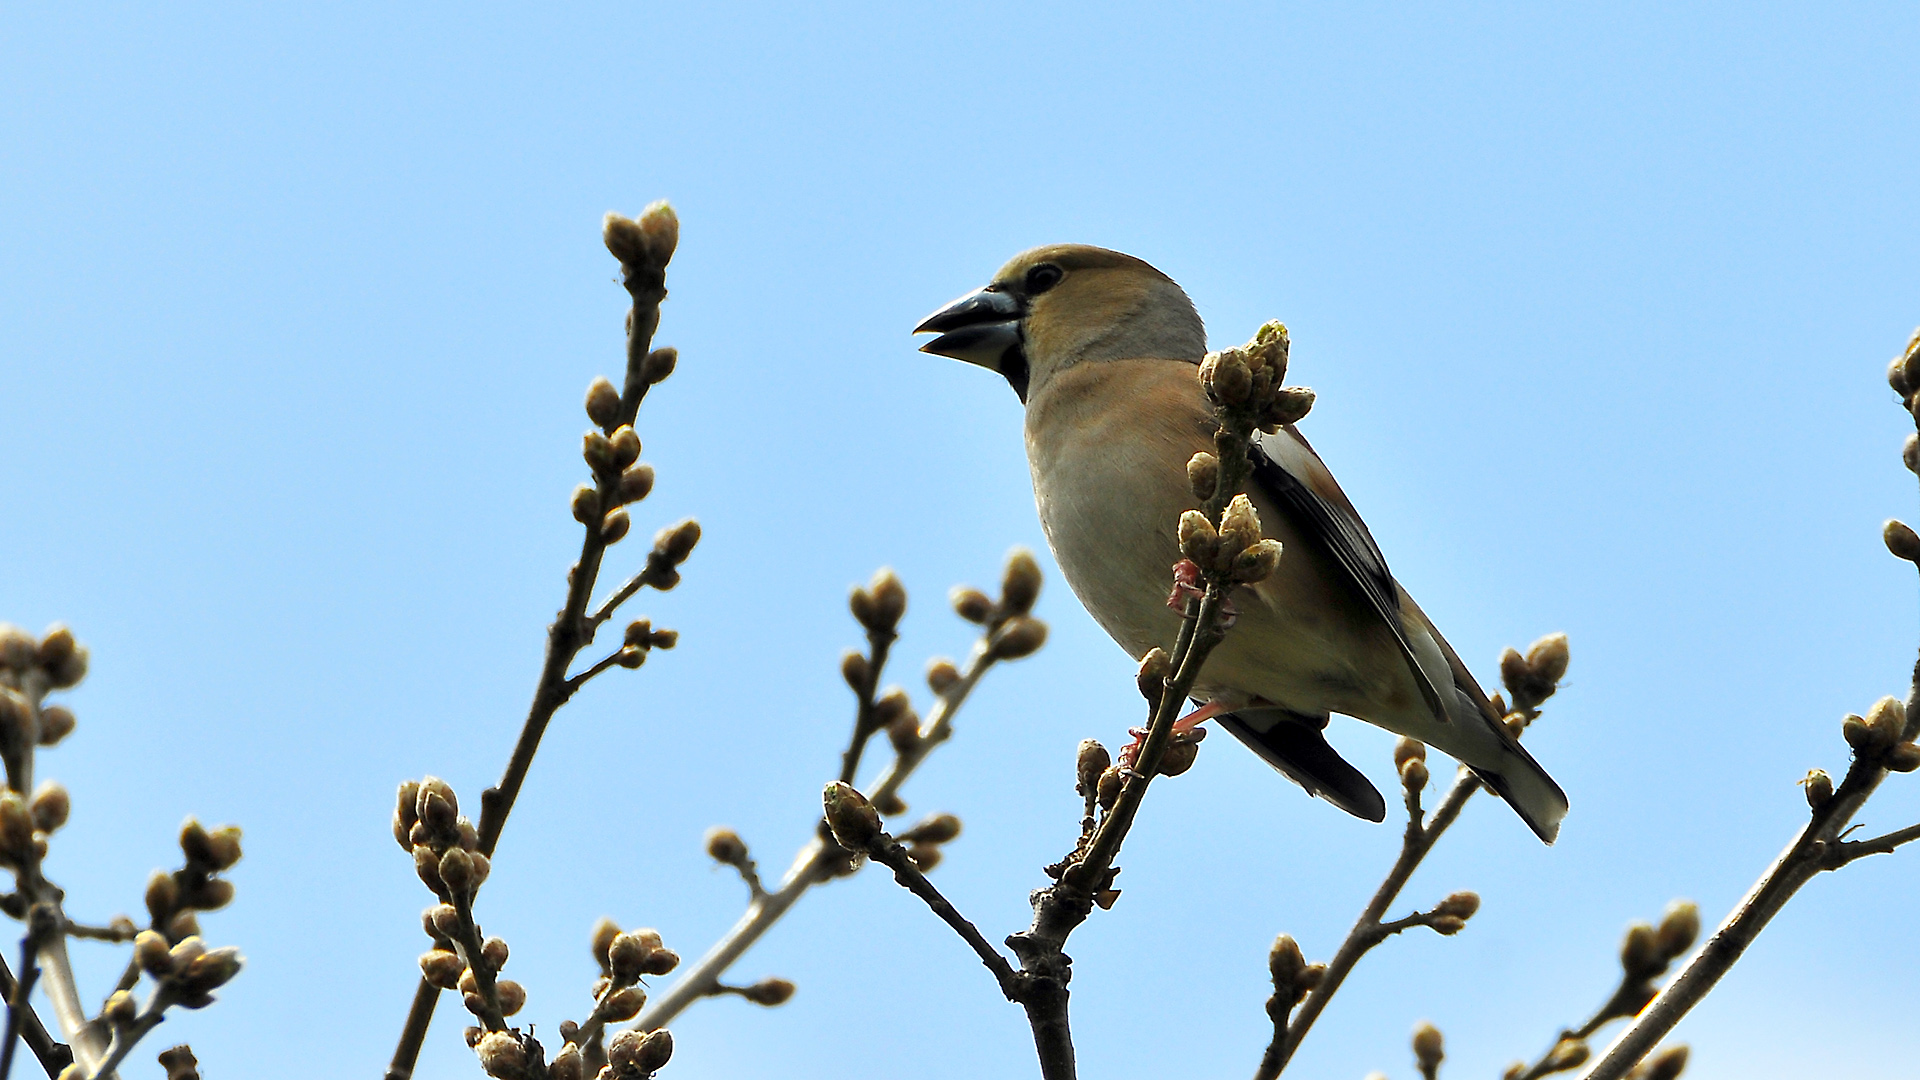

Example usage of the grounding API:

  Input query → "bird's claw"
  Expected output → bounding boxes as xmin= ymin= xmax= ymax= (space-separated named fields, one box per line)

xmin=1165 ymin=559 xmax=1239 ymax=628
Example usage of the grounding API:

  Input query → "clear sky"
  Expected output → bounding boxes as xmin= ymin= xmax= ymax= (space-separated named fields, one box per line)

xmin=5 ymin=4 xmax=1919 ymax=1078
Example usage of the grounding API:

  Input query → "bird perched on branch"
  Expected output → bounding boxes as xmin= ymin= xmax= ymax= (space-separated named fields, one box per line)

xmin=914 ymin=244 xmax=1567 ymax=842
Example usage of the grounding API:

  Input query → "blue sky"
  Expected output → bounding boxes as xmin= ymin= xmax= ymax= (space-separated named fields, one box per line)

xmin=5 ymin=4 xmax=1919 ymax=1078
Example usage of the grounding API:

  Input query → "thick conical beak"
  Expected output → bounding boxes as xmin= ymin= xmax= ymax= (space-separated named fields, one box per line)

xmin=913 ymin=286 xmax=1023 ymax=371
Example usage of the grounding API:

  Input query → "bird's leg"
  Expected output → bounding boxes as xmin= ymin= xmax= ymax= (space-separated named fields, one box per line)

xmin=1117 ymin=701 xmax=1225 ymax=772
xmin=1165 ymin=559 xmax=1238 ymax=628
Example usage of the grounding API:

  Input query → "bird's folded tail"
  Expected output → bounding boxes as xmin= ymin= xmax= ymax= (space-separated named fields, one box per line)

xmin=1467 ymin=736 xmax=1568 ymax=844
xmin=1216 ymin=708 xmax=1386 ymax=823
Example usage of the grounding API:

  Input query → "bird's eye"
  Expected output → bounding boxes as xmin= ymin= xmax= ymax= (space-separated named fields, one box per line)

xmin=1024 ymin=264 xmax=1063 ymax=295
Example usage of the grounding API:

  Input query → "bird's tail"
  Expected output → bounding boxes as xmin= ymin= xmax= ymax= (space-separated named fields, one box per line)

xmin=1468 ymin=736 xmax=1568 ymax=844
xmin=1217 ymin=707 xmax=1387 ymax=823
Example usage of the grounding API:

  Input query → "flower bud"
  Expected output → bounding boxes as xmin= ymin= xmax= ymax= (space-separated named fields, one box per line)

xmin=1620 ymin=922 xmax=1662 ymax=980
xmin=1542 ymin=1038 xmax=1589 ymax=1073
xmin=1187 ymin=452 xmax=1219 ymax=502
xmin=742 ymin=977 xmax=796 ymax=1006
xmin=1434 ymin=891 xmax=1480 ymax=919
xmin=1892 ymin=355 xmax=1913 ymax=398
xmin=570 ymin=484 xmax=600 ymax=525
xmin=1205 ymin=351 xmax=1253 ymax=406
xmin=1634 ymin=1044 xmax=1689 ymax=1080
xmin=548 ymin=1045 xmax=585 ymax=1080
xmin=103 ymin=989 xmax=137 ymax=1027
xmin=430 ymin=904 xmax=462 ymax=940
xmin=854 ymin=568 xmax=908 ymax=633
xmin=705 ymin=827 xmax=748 ymax=865
xmin=1268 ymin=933 xmax=1307 ymax=1000
xmin=1655 ymin=900 xmax=1699 ymax=960
xmin=1136 ymin=648 xmax=1172 ymax=702
xmin=1158 ymin=731 xmax=1204 ymax=776
xmin=1842 ymin=712 xmax=1875 ymax=751
xmin=1885 ymin=519 xmax=1920 ymax=563
xmin=926 ymin=658 xmax=961 ymax=694
xmin=475 ymin=1031 xmax=526 ymax=1078
xmin=1097 ymin=766 xmax=1125 ymax=811
xmin=609 ymin=1029 xmax=673 ymax=1073
xmin=950 ymin=586 xmax=994 ymax=623
xmin=1804 ymin=768 xmax=1834 ymax=810
xmin=1412 ymin=1022 xmax=1445 ymax=1075
xmin=204 ymin=825 xmax=243 ymax=870
xmin=652 ymin=518 xmax=701 ymax=564
xmin=0 ymin=792 xmax=33 ymax=857
xmin=146 ymin=871 xmax=178 ymax=923
xmin=608 ymin=425 xmax=641 ymax=469
xmin=1526 ymin=632 xmax=1570 ymax=686
xmin=1399 ymin=757 xmax=1429 ymax=794
xmin=1233 ymin=538 xmax=1283 ymax=583
xmin=637 ymin=200 xmax=678 ymax=265
xmin=590 ymin=917 xmax=621 ymax=972
xmin=903 ymin=812 xmax=961 ymax=845
xmin=1076 ymin=740 xmax=1111 ymax=798
xmin=135 ymin=930 xmax=173 ymax=976
xmin=29 ymin=783 xmax=69 ymax=834
xmin=439 ymin=848 xmax=475 ymax=893
xmin=1001 ymin=548 xmax=1043 ymax=614
xmin=1218 ymin=495 xmax=1263 ymax=561
xmin=603 ymin=986 xmax=647 ymax=1021
xmin=494 ymin=979 xmax=526 ymax=1016
xmin=36 ymin=705 xmax=75 ymax=747
xmin=1429 ymin=915 xmax=1467 ymax=935
xmin=1267 ymin=386 xmax=1316 ymax=427
xmin=617 ymin=463 xmax=656 ymax=504
xmin=907 ymin=843 xmax=942 ymax=871
xmin=603 ymin=212 xmax=651 ymax=266
xmin=36 ymin=625 xmax=75 ymax=671
xmin=987 ymin=616 xmax=1048 ymax=660
xmin=583 ymin=430 xmax=615 ymax=473
xmin=481 ymin=936 xmax=509 ymax=971
xmin=1866 ymin=696 xmax=1906 ymax=746
xmin=642 ymin=345 xmax=678 ymax=384
xmin=1178 ymin=510 xmax=1220 ymax=567
xmin=822 ymin=782 xmax=882 ymax=850
xmin=585 ymin=376 xmax=622 ymax=429
xmin=886 ymin=709 xmax=921 ymax=754
xmin=1886 ymin=742 xmax=1920 ymax=772
xmin=1905 ymin=433 xmax=1920 ymax=475
xmin=0 ymin=625 xmax=34 ymax=670
xmin=1393 ymin=738 xmax=1426 ymax=770
xmin=421 ymin=949 xmax=466 ymax=989
xmin=873 ymin=791 xmax=907 ymax=816
xmin=601 ymin=508 xmax=632 ymax=544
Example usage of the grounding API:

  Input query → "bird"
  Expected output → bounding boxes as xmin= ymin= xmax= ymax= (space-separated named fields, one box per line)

xmin=913 ymin=244 xmax=1568 ymax=843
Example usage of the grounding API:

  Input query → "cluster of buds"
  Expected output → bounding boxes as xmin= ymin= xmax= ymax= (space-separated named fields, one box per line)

xmin=849 ymin=567 xmax=909 ymax=638
xmin=0 ymin=624 xmax=85 ymax=766
xmin=602 ymin=203 xmax=679 ymax=277
xmin=1265 ymin=934 xmax=1327 ymax=1020
xmin=1884 ymin=327 xmax=1920 ymax=465
xmin=395 ymin=777 xmax=490 ymax=904
xmin=126 ymin=928 xmax=244 ymax=1011
xmin=157 ymin=1045 xmax=201 ymax=1080
xmin=142 ymin=818 xmax=243 ymax=943
xmin=1496 ymin=632 xmax=1571 ymax=730
xmin=950 ymin=549 xmax=1049 ymax=661
xmin=1197 ymin=321 xmax=1314 ymax=435
xmin=640 ymin=519 xmax=701 ymax=593
xmin=893 ymin=812 xmax=963 ymax=872
xmin=574 ymin=413 xmax=653 ymax=546
xmin=1423 ymin=890 xmax=1482 ymax=937
xmin=597 ymin=1029 xmax=673 ymax=1079
xmin=419 ymin=903 xmax=525 ymax=1019
xmin=1178 ymin=495 xmax=1283 ymax=588
xmin=1394 ymin=736 xmax=1430 ymax=797
xmin=0 ymin=784 xmax=61 ymax=873
xmin=1840 ymin=695 xmax=1920 ymax=772
xmin=612 ymin=617 xmax=679 ymax=673
xmin=1619 ymin=900 xmax=1702 ymax=1004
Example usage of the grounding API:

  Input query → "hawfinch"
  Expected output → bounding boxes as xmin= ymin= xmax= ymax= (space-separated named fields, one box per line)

xmin=915 ymin=245 xmax=1568 ymax=843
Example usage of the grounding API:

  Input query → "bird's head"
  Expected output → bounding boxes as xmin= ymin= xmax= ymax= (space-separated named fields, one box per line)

xmin=914 ymin=244 xmax=1206 ymax=403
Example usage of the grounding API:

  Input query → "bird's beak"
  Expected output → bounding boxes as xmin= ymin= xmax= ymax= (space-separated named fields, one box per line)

xmin=913 ymin=286 xmax=1024 ymax=371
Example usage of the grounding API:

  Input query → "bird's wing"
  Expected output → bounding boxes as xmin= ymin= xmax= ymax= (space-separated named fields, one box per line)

xmin=1248 ymin=427 xmax=1448 ymax=721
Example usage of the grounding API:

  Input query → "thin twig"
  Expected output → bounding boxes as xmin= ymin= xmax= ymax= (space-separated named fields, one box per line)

xmin=1579 ymin=657 xmax=1920 ymax=1080
xmin=634 ymin=641 xmax=999 ymax=1030
xmin=383 ymin=238 xmax=673 ymax=1080
xmin=0 ymin=951 xmax=69 ymax=1078
xmin=836 ymin=629 xmax=897 ymax=787
xmin=1819 ymin=820 xmax=1920 ymax=869
xmin=863 ymin=836 xmax=1022 ymax=998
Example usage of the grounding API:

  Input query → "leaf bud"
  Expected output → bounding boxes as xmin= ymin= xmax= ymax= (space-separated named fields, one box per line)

xmin=1434 ymin=891 xmax=1481 ymax=920
xmin=886 ymin=709 xmax=921 ymax=754
xmin=1842 ymin=712 xmax=1875 ymax=751
xmin=1655 ymin=900 xmax=1700 ymax=960
xmin=1076 ymin=740 xmax=1112 ymax=798
xmin=1233 ymin=538 xmax=1283 ymax=584
xmin=430 ymin=904 xmax=462 ymax=940
xmin=179 ymin=818 xmax=218 ymax=868
xmin=1393 ymin=738 xmax=1426 ymax=770
xmin=146 ymin=871 xmax=178 ymax=922
xmin=475 ymin=1031 xmax=526 ymax=1078
xmin=548 ymin=1045 xmax=585 ymax=1080
xmin=705 ymin=827 xmax=748 ymax=865
xmin=1158 ymin=729 xmax=1205 ymax=776
xmin=926 ymin=657 xmax=961 ymax=694
xmin=1268 ymin=933 xmax=1307 ymax=1000
xmin=873 ymin=791 xmax=907 ymax=816
xmin=602 ymin=985 xmax=647 ymax=1021
xmin=1803 ymin=768 xmax=1834 ymax=810
xmin=1905 ymin=433 xmax=1920 ymax=475
xmin=461 ymin=992 xmax=486 ymax=1018
xmin=167 ymin=910 xmax=201 ymax=942
xmin=1268 ymin=386 xmax=1316 ymax=427
xmin=1866 ymin=696 xmax=1906 ymax=746
xmin=420 ymin=949 xmax=466 ymax=989
xmin=741 ymin=977 xmax=796 ymax=1006
xmin=168 ymin=936 xmax=207 ymax=971
xmin=1429 ymin=915 xmax=1468 ymax=935
xmin=204 ymin=825 xmax=243 ymax=870
xmin=872 ymin=687 xmax=912 ymax=728
xmin=36 ymin=625 xmax=75 ymax=671
xmin=1205 ymin=350 xmax=1253 ymax=406
xmin=590 ymin=917 xmax=620 ymax=972
xmin=1885 ymin=519 xmax=1920 ymax=563
xmin=37 ymin=705 xmax=75 ymax=747
xmin=835 ymin=653 xmax=871 ymax=695
xmin=1001 ymin=548 xmax=1043 ymax=615
xmin=418 ymin=776 xmax=458 ymax=830
xmin=608 ymin=425 xmax=641 ymax=469
xmin=987 ymin=616 xmax=1048 ymax=660
xmin=1187 ymin=452 xmax=1220 ymax=501
xmin=0 ymin=792 xmax=33 ymax=856
xmin=188 ymin=877 xmax=235 ymax=911
xmin=1886 ymin=742 xmax=1920 ymax=772
xmin=393 ymin=780 xmax=422 ymax=851
xmin=637 ymin=200 xmax=678 ymax=265
xmin=585 ymin=376 xmax=622 ymax=429
xmin=1542 ymin=1039 xmax=1589 ymax=1073
xmin=29 ymin=783 xmax=68 ymax=834
xmin=1179 ymin=510 xmax=1221 ymax=567
xmin=652 ymin=518 xmax=701 ymax=564
xmin=1620 ymin=921 xmax=1662 ymax=980
xmin=822 ymin=781 xmax=881 ymax=851
xmin=570 ymin=484 xmax=600 ymax=525
xmin=615 ymin=645 xmax=647 ymax=669
xmin=907 ymin=843 xmax=942 ymax=871
xmin=481 ymin=936 xmax=509 ymax=971
xmin=852 ymin=568 xmax=907 ymax=633
xmin=182 ymin=946 xmax=243 ymax=995
xmin=617 ymin=463 xmax=656 ymax=504
xmin=1526 ymin=632 xmax=1570 ymax=686
xmin=1411 ymin=1021 xmax=1445 ymax=1074
xmin=1892 ymin=355 xmax=1913 ymax=398
xmin=950 ymin=586 xmax=994 ymax=623
xmin=1097 ymin=766 xmax=1125 ymax=811
xmin=494 ymin=979 xmax=526 ymax=1016
xmin=903 ymin=812 xmax=961 ymax=845
xmin=642 ymin=345 xmax=679 ymax=384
